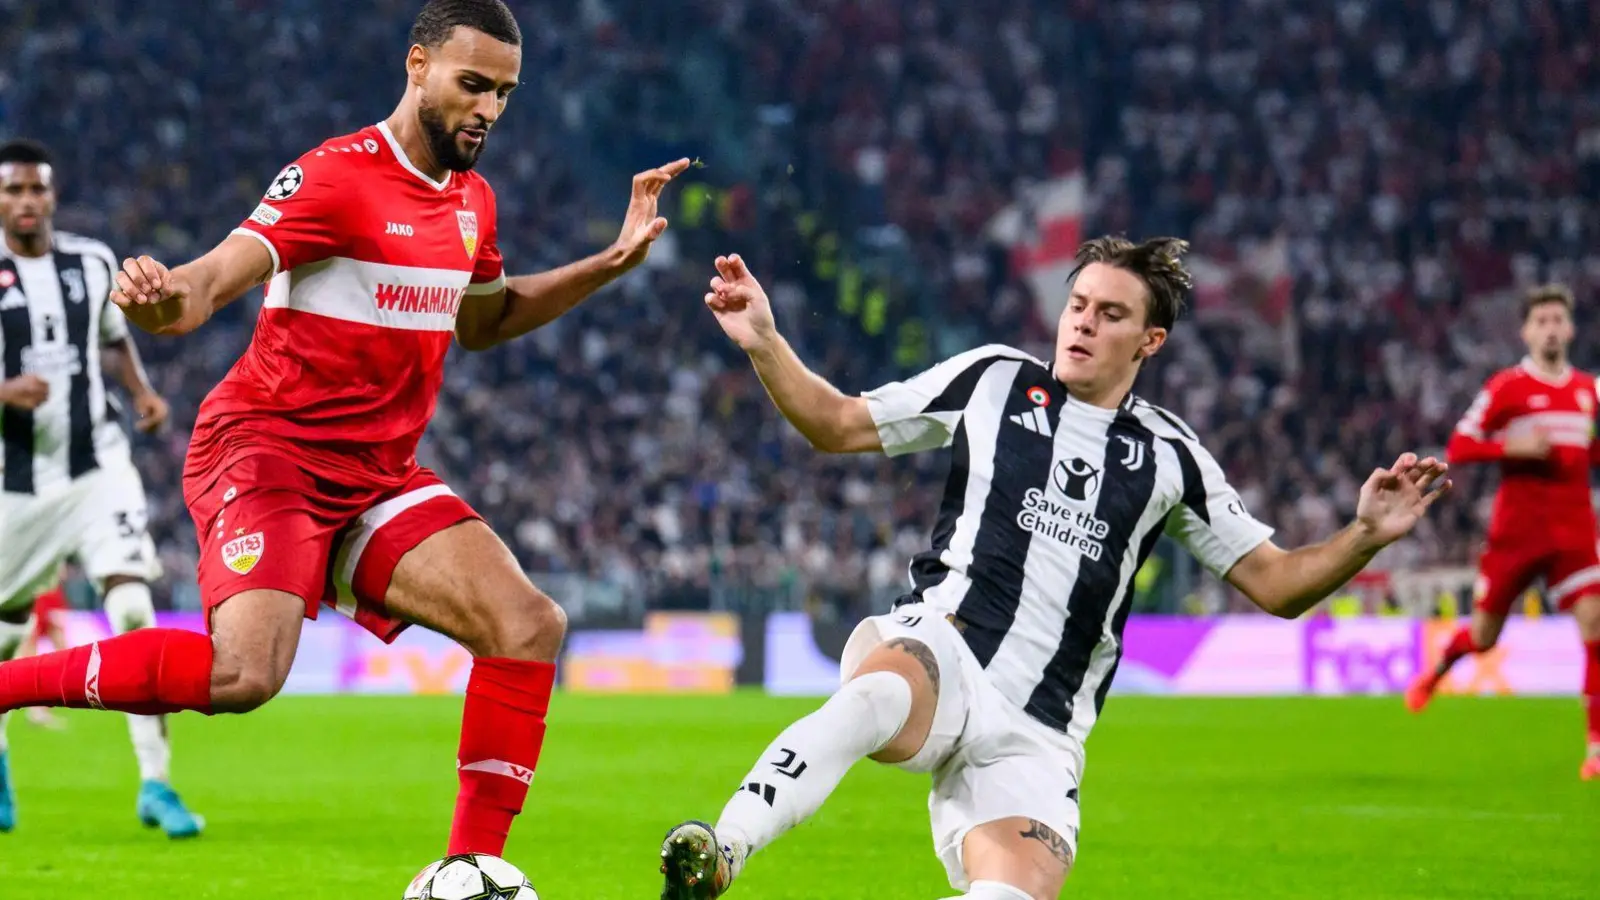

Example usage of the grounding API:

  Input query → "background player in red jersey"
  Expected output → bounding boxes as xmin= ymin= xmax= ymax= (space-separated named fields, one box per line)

xmin=1406 ymin=284 xmax=1600 ymax=779
xmin=0 ymin=0 xmax=692 ymax=853
xmin=17 ymin=581 xmax=69 ymax=731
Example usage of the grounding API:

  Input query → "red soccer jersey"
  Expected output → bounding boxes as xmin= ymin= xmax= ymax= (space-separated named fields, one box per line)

xmin=1448 ymin=358 xmax=1600 ymax=544
xmin=185 ymin=124 xmax=505 ymax=492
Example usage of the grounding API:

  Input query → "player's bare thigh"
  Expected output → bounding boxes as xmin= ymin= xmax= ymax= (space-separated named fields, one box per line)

xmin=849 ymin=638 xmax=938 ymax=764
xmin=208 ymin=588 xmax=305 ymax=713
xmin=961 ymin=816 xmax=1073 ymax=900
xmin=381 ymin=518 xmax=566 ymax=661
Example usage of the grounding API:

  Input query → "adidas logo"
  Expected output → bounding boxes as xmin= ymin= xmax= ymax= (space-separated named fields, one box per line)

xmin=1009 ymin=407 xmax=1052 ymax=436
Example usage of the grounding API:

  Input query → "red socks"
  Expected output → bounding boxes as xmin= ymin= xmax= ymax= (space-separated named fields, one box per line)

xmin=1584 ymin=640 xmax=1600 ymax=750
xmin=1431 ymin=626 xmax=1479 ymax=680
xmin=0 ymin=628 xmax=213 ymax=716
xmin=448 ymin=658 xmax=557 ymax=856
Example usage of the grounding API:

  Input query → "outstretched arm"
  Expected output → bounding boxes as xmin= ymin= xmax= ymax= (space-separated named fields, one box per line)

xmin=1226 ymin=453 xmax=1450 ymax=617
xmin=746 ymin=332 xmax=882 ymax=454
xmin=703 ymin=254 xmax=881 ymax=454
xmin=110 ymin=234 xmax=274 ymax=336
xmin=455 ymin=159 xmax=692 ymax=351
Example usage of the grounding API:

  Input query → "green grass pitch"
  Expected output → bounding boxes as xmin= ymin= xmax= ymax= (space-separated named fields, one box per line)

xmin=0 ymin=693 xmax=1593 ymax=898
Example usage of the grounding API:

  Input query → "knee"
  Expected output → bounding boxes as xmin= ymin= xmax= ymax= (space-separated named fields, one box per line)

xmin=859 ymin=637 xmax=942 ymax=706
xmin=208 ymin=653 xmax=287 ymax=714
xmin=465 ymin=586 xmax=567 ymax=661
xmin=845 ymin=669 xmax=916 ymax=744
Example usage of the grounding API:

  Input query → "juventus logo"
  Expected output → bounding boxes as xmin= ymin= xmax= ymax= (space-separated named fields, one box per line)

xmin=897 ymin=614 xmax=922 ymax=627
xmin=1116 ymin=435 xmax=1145 ymax=471
xmin=771 ymin=748 xmax=809 ymax=779
xmin=63 ymin=269 xmax=86 ymax=304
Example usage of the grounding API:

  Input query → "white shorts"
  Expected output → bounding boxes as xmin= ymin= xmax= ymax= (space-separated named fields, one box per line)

xmin=841 ymin=602 xmax=1085 ymax=892
xmin=0 ymin=464 xmax=162 ymax=613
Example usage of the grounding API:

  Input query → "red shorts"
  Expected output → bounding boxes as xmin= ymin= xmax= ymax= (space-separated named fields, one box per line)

xmin=31 ymin=586 xmax=66 ymax=640
xmin=184 ymin=453 xmax=480 ymax=642
xmin=1474 ymin=537 xmax=1600 ymax=617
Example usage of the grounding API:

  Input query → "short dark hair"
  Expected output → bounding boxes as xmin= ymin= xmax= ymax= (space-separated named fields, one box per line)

xmin=1074 ymin=235 xmax=1193 ymax=331
xmin=0 ymin=139 xmax=52 ymax=168
xmin=410 ymin=0 xmax=521 ymax=49
xmin=1522 ymin=283 xmax=1574 ymax=322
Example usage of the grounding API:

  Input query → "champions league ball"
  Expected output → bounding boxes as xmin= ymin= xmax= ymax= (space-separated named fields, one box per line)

xmin=404 ymin=854 xmax=539 ymax=900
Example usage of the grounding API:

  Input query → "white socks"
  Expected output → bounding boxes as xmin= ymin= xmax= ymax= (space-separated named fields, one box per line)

xmin=0 ymin=619 xmax=23 ymax=753
xmin=105 ymin=582 xmax=171 ymax=783
xmin=104 ymin=582 xmax=156 ymax=634
xmin=126 ymin=714 xmax=172 ymax=783
xmin=714 ymin=670 xmax=913 ymax=868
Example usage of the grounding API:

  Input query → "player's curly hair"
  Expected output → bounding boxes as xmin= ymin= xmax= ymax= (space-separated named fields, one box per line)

xmin=1073 ymin=235 xmax=1193 ymax=331
xmin=1522 ymin=283 xmax=1575 ymax=322
xmin=411 ymin=0 xmax=521 ymax=49
xmin=0 ymin=138 xmax=52 ymax=167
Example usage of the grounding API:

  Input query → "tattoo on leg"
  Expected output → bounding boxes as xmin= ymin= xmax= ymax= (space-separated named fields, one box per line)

xmin=884 ymin=638 xmax=939 ymax=694
xmin=1019 ymin=819 xmax=1075 ymax=868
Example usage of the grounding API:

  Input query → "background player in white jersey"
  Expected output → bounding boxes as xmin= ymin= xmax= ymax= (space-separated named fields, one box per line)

xmin=0 ymin=138 xmax=200 ymax=837
xmin=658 ymin=240 xmax=1451 ymax=900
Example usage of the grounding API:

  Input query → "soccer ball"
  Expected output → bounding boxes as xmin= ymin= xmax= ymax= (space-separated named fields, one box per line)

xmin=404 ymin=854 xmax=539 ymax=900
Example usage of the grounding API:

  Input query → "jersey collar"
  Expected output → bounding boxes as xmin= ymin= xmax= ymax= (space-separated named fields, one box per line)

xmin=376 ymin=121 xmax=453 ymax=192
xmin=1520 ymin=355 xmax=1572 ymax=386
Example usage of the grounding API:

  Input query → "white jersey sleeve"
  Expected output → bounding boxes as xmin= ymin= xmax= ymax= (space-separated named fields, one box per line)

xmin=1163 ymin=435 xmax=1275 ymax=577
xmin=73 ymin=237 xmax=128 ymax=344
xmin=100 ymin=292 xmax=129 ymax=344
xmin=862 ymin=344 xmax=1036 ymax=456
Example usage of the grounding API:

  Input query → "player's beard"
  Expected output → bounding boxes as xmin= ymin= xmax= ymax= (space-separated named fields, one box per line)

xmin=419 ymin=101 xmax=484 ymax=173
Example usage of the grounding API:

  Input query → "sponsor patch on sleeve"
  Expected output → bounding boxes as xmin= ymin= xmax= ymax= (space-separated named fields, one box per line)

xmin=249 ymin=203 xmax=283 ymax=227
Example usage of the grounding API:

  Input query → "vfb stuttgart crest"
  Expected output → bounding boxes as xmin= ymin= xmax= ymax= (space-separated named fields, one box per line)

xmin=221 ymin=531 xmax=265 ymax=575
xmin=456 ymin=210 xmax=479 ymax=258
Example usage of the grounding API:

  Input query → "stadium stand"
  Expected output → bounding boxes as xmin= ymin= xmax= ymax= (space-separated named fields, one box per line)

xmin=3 ymin=0 xmax=1598 ymax=617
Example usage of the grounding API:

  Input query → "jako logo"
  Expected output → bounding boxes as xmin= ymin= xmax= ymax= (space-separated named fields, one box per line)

xmin=374 ymin=284 xmax=466 ymax=315
xmin=385 ymin=222 xmax=414 ymax=237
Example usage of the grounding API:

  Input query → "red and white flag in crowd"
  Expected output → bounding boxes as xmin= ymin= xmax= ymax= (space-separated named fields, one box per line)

xmin=986 ymin=171 xmax=1085 ymax=325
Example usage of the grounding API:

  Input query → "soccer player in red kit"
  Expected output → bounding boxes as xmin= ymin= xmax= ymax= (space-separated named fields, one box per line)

xmin=1405 ymin=284 xmax=1600 ymax=780
xmin=0 ymin=0 xmax=693 ymax=851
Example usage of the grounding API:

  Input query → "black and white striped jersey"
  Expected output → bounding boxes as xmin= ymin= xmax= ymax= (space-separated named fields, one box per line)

xmin=864 ymin=344 xmax=1274 ymax=741
xmin=0 ymin=231 xmax=132 ymax=495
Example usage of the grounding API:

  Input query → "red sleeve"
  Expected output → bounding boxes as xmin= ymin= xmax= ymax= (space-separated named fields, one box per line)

xmin=466 ymin=183 xmax=505 ymax=296
xmin=1447 ymin=377 xmax=1508 ymax=464
xmin=231 ymin=153 xmax=348 ymax=276
xmin=1585 ymin=379 xmax=1600 ymax=467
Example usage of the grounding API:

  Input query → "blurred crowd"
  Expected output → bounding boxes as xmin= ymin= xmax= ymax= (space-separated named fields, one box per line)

xmin=3 ymin=0 xmax=1598 ymax=618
